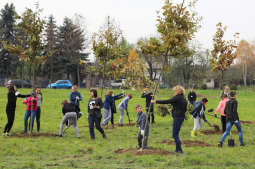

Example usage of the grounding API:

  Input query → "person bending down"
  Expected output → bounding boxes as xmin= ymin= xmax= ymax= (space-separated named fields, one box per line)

xmin=59 ymin=100 xmax=80 ymax=138
xmin=118 ymin=94 xmax=133 ymax=126
xmin=136 ymin=105 xmax=149 ymax=149
xmin=189 ymin=98 xmax=208 ymax=137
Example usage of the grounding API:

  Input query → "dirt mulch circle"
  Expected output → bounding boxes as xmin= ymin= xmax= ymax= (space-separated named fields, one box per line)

xmin=201 ymin=129 xmax=238 ymax=135
xmin=162 ymin=140 xmax=212 ymax=147
xmin=114 ymin=148 xmax=173 ymax=156
xmin=241 ymin=120 xmax=255 ymax=124
xmin=79 ymin=123 xmax=136 ymax=129
xmin=10 ymin=133 xmax=58 ymax=138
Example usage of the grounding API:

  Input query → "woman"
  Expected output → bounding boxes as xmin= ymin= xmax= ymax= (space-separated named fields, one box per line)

xmin=3 ymin=86 xmax=30 ymax=136
xmin=88 ymin=89 xmax=106 ymax=139
xmin=35 ymin=87 xmax=43 ymax=133
xmin=151 ymin=85 xmax=187 ymax=154
xmin=215 ymin=94 xmax=229 ymax=133
xmin=102 ymin=90 xmax=114 ymax=126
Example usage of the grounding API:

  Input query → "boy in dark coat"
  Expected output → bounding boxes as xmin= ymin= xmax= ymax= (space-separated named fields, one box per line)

xmin=136 ymin=105 xmax=149 ymax=149
xmin=141 ymin=88 xmax=154 ymax=123
xmin=188 ymin=88 xmax=197 ymax=106
xmin=218 ymin=91 xmax=244 ymax=147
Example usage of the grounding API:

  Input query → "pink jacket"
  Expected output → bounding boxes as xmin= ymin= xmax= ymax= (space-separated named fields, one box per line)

xmin=215 ymin=98 xmax=229 ymax=116
xmin=23 ymin=96 xmax=38 ymax=111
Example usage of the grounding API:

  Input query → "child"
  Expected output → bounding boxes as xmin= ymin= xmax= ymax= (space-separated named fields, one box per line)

xmin=141 ymin=88 xmax=155 ymax=123
xmin=110 ymin=92 xmax=125 ymax=127
xmin=23 ymin=92 xmax=38 ymax=133
xmin=59 ymin=100 xmax=80 ymax=138
xmin=69 ymin=85 xmax=82 ymax=117
xmin=218 ymin=91 xmax=244 ymax=147
xmin=102 ymin=91 xmax=114 ymax=126
xmin=190 ymin=98 xmax=208 ymax=137
xmin=118 ymin=94 xmax=133 ymax=126
xmin=88 ymin=89 xmax=106 ymax=139
xmin=35 ymin=87 xmax=43 ymax=133
xmin=214 ymin=94 xmax=229 ymax=133
xmin=136 ymin=105 xmax=149 ymax=149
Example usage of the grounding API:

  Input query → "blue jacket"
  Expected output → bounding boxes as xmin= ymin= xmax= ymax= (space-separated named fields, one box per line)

xmin=69 ymin=91 xmax=82 ymax=106
xmin=118 ymin=96 xmax=130 ymax=111
xmin=103 ymin=95 xmax=114 ymax=110
xmin=190 ymin=101 xmax=207 ymax=121
xmin=141 ymin=92 xmax=154 ymax=109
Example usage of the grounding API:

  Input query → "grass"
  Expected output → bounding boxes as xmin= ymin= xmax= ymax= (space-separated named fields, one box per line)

xmin=0 ymin=87 xmax=255 ymax=168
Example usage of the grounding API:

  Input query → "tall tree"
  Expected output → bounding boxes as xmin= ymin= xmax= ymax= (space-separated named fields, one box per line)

xmin=92 ymin=16 xmax=122 ymax=96
xmin=236 ymin=40 xmax=254 ymax=86
xmin=0 ymin=3 xmax=19 ymax=79
xmin=210 ymin=22 xmax=239 ymax=87
xmin=2 ymin=5 xmax=46 ymax=85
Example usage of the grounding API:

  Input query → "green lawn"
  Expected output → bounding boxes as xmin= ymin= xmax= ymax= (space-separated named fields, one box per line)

xmin=0 ymin=87 xmax=255 ymax=169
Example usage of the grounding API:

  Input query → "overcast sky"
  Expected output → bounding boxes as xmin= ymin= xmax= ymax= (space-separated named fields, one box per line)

xmin=1 ymin=0 xmax=255 ymax=50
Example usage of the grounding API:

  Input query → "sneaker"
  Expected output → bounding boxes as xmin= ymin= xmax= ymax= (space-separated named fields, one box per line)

xmin=218 ymin=142 xmax=223 ymax=147
xmin=59 ymin=135 xmax=63 ymax=137
xmin=240 ymin=143 xmax=245 ymax=146
xmin=118 ymin=124 xmax=123 ymax=127
xmin=6 ymin=132 xmax=11 ymax=136
xmin=2 ymin=133 xmax=5 ymax=136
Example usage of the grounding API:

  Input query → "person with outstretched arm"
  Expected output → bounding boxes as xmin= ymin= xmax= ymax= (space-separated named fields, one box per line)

xmin=110 ymin=92 xmax=125 ymax=127
xmin=118 ymin=94 xmax=133 ymax=126
xmin=214 ymin=94 xmax=229 ymax=133
xmin=151 ymin=85 xmax=187 ymax=154
xmin=35 ymin=87 xmax=43 ymax=133
xmin=69 ymin=85 xmax=82 ymax=117
xmin=141 ymin=88 xmax=155 ymax=123
xmin=2 ymin=85 xmax=31 ymax=136
xmin=59 ymin=100 xmax=80 ymax=138
xmin=189 ymin=98 xmax=208 ymax=137
xmin=218 ymin=91 xmax=244 ymax=147
xmin=102 ymin=90 xmax=114 ymax=126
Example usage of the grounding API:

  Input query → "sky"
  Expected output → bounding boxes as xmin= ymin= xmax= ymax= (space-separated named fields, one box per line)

xmin=1 ymin=0 xmax=255 ymax=52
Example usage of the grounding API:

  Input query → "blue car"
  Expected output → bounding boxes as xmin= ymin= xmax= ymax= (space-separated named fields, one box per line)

xmin=48 ymin=80 xmax=72 ymax=89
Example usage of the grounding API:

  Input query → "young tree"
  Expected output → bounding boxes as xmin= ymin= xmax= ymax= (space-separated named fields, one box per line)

xmin=210 ymin=22 xmax=239 ymax=87
xmin=92 ymin=16 xmax=122 ymax=96
xmin=236 ymin=40 xmax=254 ymax=86
xmin=142 ymin=0 xmax=201 ymax=149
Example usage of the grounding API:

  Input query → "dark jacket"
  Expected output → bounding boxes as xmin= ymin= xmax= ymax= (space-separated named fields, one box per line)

xmin=156 ymin=94 xmax=187 ymax=118
xmin=88 ymin=97 xmax=103 ymax=118
xmin=103 ymin=95 xmax=113 ymax=110
xmin=69 ymin=91 xmax=82 ymax=106
xmin=136 ymin=112 xmax=149 ymax=135
xmin=188 ymin=91 xmax=197 ymax=103
xmin=225 ymin=98 xmax=239 ymax=122
xmin=111 ymin=93 xmax=125 ymax=114
xmin=6 ymin=92 xmax=30 ymax=111
xmin=141 ymin=92 xmax=154 ymax=112
xmin=62 ymin=103 xmax=76 ymax=116
xmin=190 ymin=101 xmax=207 ymax=121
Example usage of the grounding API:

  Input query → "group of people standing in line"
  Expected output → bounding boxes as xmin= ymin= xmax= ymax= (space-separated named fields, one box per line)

xmin=2 ymin=83 xmax=245 ymax=153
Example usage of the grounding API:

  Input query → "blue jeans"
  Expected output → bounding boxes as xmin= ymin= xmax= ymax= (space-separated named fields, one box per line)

xmin=172 ymin=117 xmax=185 ymax=152
xmin=220 ymin=121 xmax=243 ymax=144
xmin=36 ymin=107 xmax=41 ymax=132
xmin=24 ymin=110 xmax=37 ymax=132
xmin=88 ymin=115 xmax=104 ymax=139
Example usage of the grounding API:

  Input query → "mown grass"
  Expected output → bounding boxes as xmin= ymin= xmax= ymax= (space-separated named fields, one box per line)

xmin=0 ymin=87 xmax=255 ymax=169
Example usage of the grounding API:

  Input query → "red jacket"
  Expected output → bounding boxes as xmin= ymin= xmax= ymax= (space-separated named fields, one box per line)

xmin=23 ymin=96 xmax=38 ymax=111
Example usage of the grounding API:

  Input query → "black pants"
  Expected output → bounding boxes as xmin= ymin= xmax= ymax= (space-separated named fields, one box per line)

xmin=88 ymin=115 xmax=104 ymax=139
xmin=111 ymin=112 xmax=114 ymax=125
xmin=138 ymin=129 xmax=149 ymax=148
xmin=221 ymin=116 xmax=227 ymax=133
xmin=146 ymin=107 xmax=155 ymax=123
xmin=4 ymin=109 xmax=15 ymax=133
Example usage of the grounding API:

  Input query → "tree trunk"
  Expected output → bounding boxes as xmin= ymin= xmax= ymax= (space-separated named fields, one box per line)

xmin=243 ymin=61 xmax=247 ymax=87
xmin=32 ymin=65 xmax=36 ymax=87
xmin=77 ymin=63 xmax=80 ymax=88
xmin=21 ymin=62 xmax=24 ymax=88
xmin=50 ymin=55 xmax=53 ymax=83
xmin=148 ymin=62 xmax=153 ymax=81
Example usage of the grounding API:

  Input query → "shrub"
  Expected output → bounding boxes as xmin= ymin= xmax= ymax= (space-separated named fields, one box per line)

xmin=156 ymin=104 xmax=172 ymax=117
xmin=230 ymin=84 xmax=237 ymax=90
xmin=200 ymin=84 xmax=207 ymax=90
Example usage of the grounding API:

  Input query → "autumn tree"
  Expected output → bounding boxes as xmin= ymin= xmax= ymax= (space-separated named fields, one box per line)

xmin=92 ymin=16 xmax=122 ymax=96
xmin=137 ymin=37 xmax=163 ymax=81
xmin=236 ymin=40 xmax=254 ymax=86
xmin=210 ymin=22 xmax=239 ymax=87
xmin=2 ymin=5 xmax=46 ymax=85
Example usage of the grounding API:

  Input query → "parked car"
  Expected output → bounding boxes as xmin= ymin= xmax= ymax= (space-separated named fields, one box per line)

xmin=5 ymin=79 xmax=32 ymax=88
xmin=48 ymin=80 xmax=72 ymax=89
xmin=110 ymin=79 xmax=125 ymax=89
